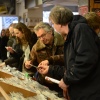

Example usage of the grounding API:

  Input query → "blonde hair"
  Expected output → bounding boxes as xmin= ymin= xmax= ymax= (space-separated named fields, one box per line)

xmin=84 ymin=12 xmax=100 ymax=31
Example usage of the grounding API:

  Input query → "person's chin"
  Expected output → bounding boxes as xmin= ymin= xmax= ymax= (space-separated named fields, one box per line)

xmin=43 ymin=41 xmax=47 ymax=44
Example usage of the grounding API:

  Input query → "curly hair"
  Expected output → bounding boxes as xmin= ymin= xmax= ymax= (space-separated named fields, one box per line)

xmin=84 ymin=12 xmax=100 ymax=31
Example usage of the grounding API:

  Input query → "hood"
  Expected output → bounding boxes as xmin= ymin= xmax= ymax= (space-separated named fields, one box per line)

xmin=66 ymin=15 xmax=87 ymax=42
xmin=69 ymin=15 xmax=87 ymax=30
xmin=73 ymin=15 xmax=87 ymax=23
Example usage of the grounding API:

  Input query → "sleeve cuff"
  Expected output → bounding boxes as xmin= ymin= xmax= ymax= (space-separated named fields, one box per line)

xmin=48 ymin=65 xmax=53 ymax=76
xmin=63 ymin=74 xmax=70 ymax=85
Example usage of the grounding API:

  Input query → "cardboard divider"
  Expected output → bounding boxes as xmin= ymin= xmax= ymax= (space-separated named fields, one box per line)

xmin=0 ymin=71 xmax=51 ymax=100
xmin=0 ymin=71 xmax=13 ymax=78
xmin=0 ymin=81 xmax=37 ymax=98
xmin=0 ymin=86 xmax=10 ymax=100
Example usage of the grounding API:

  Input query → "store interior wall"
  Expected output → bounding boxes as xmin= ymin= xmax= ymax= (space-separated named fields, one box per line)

xmin=0 ymin=0 xmax=95 ymax=33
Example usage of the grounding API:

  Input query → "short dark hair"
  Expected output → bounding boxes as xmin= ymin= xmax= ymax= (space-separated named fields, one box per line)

xmin=49 ymin=5 xmax=73 ymax=25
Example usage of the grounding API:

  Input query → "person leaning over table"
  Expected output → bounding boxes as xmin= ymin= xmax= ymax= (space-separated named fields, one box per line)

xmin=37 ymin=6 xmax=100 ymax=100
xmin=6 ymin=23 xmax=17 ymax=58
xmin=7 ymin=23 xmax=17 ymax=47
xmin=0 ymin=22 xmax=37 ymax=72
xmin=24 ymin=22 xmax=64 ymax=75
xmin=24 ymin=22 xmax=64 ymax=96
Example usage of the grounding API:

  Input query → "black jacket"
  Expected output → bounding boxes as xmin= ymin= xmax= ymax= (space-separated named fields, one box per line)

xmin=48 ymin=15 xmax=100 ymax=100
xmin=4 ymin=43 xmax=24 ymax=68
xmin=0 ymin=36 xmax=9 ymax=61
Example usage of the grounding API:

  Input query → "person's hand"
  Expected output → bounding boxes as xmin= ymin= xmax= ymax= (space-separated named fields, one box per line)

xmin=39 ymin=60 xmax=49 ymax=66
xmin=59 ymin=79 xmax=70 ymax=100
xmin=24 ymin=60 xmax=32 ymax=69
xmin=0 ymin=62 xmax=5 ymax=67
xmin=37 ymin=63 xmax=49 ymax=75
xmin=5 ymin=46 xmax=15 ymax=53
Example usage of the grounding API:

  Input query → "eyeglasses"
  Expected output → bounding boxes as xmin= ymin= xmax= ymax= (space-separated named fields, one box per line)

xmin=37 ymin=33 xmax=47 ymax=39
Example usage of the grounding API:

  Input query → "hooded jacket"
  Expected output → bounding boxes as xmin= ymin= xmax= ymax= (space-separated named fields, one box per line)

xmin=48 ymin=15 xmax=100 ymax=100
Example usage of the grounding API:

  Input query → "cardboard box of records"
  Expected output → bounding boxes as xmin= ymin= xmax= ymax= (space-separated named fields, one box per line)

xmin=0 ymin=67 xmax=62 ymax=100
xmin=0 ymin=71 xmax=13 ymax=78
xmin=0 ymin=81 xmax=37 ymax=100
xmin=0 ymin=70 xmax=37 ymax=100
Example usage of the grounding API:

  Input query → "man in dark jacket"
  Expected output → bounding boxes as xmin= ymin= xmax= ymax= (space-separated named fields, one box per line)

xmin=37 ymin=5 xmax=100 ymax=100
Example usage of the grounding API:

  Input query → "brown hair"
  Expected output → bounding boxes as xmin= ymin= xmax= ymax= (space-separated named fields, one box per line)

xmin=1 ymin=29 xmax=6 ymax=36
xmin=49 ymin=5 xmax=73 ymax=25
xmin=14 ymin=22 xmax=32 ymax=45
xmin=84 ymin=12 xmax=100 ymax=31
xmin=5 ymin=28 xmax=10 ymax=37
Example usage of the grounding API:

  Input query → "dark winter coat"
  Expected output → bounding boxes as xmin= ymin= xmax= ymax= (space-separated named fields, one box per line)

xmin=48 ymin=15 xmax=100 ymax=100
xmin=0 ymin=36 xmax=9 ymax=61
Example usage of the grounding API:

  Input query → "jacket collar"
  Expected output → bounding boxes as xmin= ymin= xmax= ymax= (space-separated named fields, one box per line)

xmin=33 ymin=32 xmax=64 ymax=51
